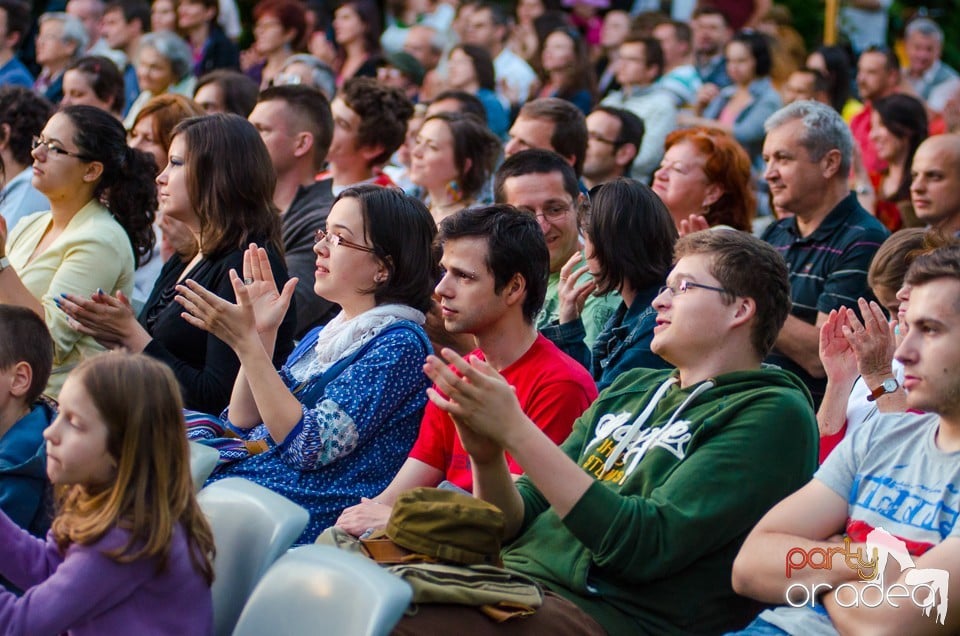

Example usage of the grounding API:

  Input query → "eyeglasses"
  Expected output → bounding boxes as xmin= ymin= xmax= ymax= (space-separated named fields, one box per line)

xmin=31 ymin=136 xmax=92 ymax=160
xmin=314 ymin=229 xmax=376 ymax=253
xmin=658 ymin=280 xmax=729 ymax=297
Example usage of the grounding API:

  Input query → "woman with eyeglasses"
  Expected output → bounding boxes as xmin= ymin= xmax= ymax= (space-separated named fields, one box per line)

xmin=171 ymin=185 xmax=436 ymax=544
xmin=409 ymin=112 xmax=501 ymax=226
xmin=58 ymin=114 xmax=297 ymax=415
xmin=552 ymin=178 xmax=676 ymax=390
xmin=0 ymin=105 xmax=156 ymax=397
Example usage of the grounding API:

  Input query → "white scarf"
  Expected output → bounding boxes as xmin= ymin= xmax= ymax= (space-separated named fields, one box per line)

xmin=288 ymin=304 xmax=426 ymax=383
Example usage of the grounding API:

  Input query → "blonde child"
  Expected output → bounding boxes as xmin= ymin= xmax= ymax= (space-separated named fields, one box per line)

xmin=0 ymin=352 xmax=215 ymax=634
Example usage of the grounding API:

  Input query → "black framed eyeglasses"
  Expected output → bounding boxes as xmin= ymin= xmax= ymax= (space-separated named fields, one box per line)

xmin=658 ymin=280 xmax=729 ymax=297
xmin=31 ymin=136 xmax=92 ymax=160
xmin=314 ymin=229 xmax=376 ymax=253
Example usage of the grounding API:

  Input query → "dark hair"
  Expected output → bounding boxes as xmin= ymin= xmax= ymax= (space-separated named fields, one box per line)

xmin=675 ymin=230 xmax=791 ymax=358
xmin=494 ymin=148 xmax=579 ymax=204
xmin=337 ymin=185 xmax=437 ymax=313
xmin=516 ymin=97 xmax=587 ymax=176
xmin=794 ymin=66 xmax=830 ymax=95
xmin=0 ymin=0 xmax=30 ymax=46
xmin=621 ymin=35 xmax=665 ymax=79
xmin=872 ymin=93 xmax=928 ymax=202
xmin=691 ymin=5 xmax=730 ymax=26
xmin=0 ymin=305 xmax=54 ymax=404
xmin=587 ymin=179 xmax=676 ymax=295
xmin=860 ymin=45 xmax=900 ymax=73
xmin=66 ymin=55 xmax=126 ymax=114
xmin=868 ymin=228 xmax=928 ymax=294
xmin=171 ymin=114 xmax=282 ymax=258
xmin=253 ymin=0 xmax=308 ymax=49
xmin=812 ymin=45 xmax=854 ymax=114
xmin=180 ymin=0 xmax=218 ymax=21
xmin=132 ymin=93 xmax=205 ymax=164
xmin=336 ymin=0 xmax=381 ymax=55
xmin=438 ymin=204 xmax=549 ymax=322
xmin=451 ymin=43 xmax=496 ymax=91
xmin=422 ymin=112 xmax=501 ymax=200
xmin=104 ymin=0 xmax=151 ymax=30
xmin=591 ymin=105 xmax=645 ymax=172
xmin=340 ymin=77 xmax=414 ymax=166
xmin=258 ymin=84 xmax=333 ymax=170
xmin=62 ymin=105 xmax=157 ymax=266
xmin=666 ymin=19 xmax=691 ymax=45
xmin=540 ymin=26 xmax=596 ymax=105
xmin=429 ymin=89 xmax=487 ymax=122
xmin=194 ymin=69 xmax=259 ymax=116
xmin=475 ymin=2 xmax=510 ymax=32
xmin=0 ymin=87 xmax=54 ymax=167
xmin=728 ymin=29 xmax=772 ymax=78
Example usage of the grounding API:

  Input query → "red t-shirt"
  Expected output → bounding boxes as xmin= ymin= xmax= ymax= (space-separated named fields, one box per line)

xmin=408 ymin=334 xmax=598 ymax=490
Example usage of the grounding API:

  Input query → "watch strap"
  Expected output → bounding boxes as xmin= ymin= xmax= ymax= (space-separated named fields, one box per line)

xmin=866 ymin=378 xmax=897 ymax=402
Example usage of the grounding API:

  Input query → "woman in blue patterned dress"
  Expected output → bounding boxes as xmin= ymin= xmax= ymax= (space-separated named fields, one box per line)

xmin=175 ymin=185 xmax=437 ymax=543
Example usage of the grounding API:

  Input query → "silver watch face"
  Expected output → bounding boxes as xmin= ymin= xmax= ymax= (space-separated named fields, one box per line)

xmin=882 ymin=378 xmax=899 ymax=392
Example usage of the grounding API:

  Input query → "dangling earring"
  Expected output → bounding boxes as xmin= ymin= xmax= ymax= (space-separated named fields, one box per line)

xmin=445 ymin=180 xmax=463 ymax=203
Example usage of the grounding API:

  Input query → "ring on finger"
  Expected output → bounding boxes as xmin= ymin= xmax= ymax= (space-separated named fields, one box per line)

xmin=243 ymin=277 xmax=254 ymax=285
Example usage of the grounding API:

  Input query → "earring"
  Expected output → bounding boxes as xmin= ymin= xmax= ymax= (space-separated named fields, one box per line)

xmin=445 ymin=180 xmax=463 ymax=203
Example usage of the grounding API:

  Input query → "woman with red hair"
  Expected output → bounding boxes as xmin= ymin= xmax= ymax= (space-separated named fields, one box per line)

xmin=245 ymin=0 xmax=307 ymax=88
xmin=652 ymin=126 xmax=755 ymax=232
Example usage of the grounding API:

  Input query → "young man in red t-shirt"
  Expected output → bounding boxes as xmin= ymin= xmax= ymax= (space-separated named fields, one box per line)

xmin=336 ymin=205 xmax=597 ymax=536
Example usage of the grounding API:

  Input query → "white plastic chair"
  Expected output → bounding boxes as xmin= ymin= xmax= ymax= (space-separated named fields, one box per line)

xmin=197 ymin=477 xmax=310 ymax=636
xmin=189 ymin=442 xmax=220 ymax=492
xmin=232 ymin=545 xmax=413 ymax=636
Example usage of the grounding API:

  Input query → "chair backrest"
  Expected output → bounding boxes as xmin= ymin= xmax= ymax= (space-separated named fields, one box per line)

xmin=189 ymin=442 xmax=220 ymax=492
xmin=197 ymin=477 xmax=310 ymax=636
xmin=232 ymin=545 xmax=413 ymax=636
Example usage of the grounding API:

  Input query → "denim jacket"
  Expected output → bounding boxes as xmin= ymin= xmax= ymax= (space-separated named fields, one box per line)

xmin=541 ymin=285 xmax=670 ymax=391
xmin=703 ymin=76 xmax=782 ymax=172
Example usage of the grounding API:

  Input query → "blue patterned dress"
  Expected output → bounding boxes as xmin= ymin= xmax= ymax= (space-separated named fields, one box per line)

xmin=205 ymin=319 xmax=432 ymax=544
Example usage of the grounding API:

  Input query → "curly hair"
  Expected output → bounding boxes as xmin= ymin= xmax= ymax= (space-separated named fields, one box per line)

xmin=62 ymin=105 xmax=157 ymax=266
xmin=0 ymin=86 xmax=54 ymax=168
xmin=340 ymin=77 xmax=414 ymax=166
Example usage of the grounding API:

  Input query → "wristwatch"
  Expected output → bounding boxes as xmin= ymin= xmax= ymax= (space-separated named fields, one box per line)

xmin=866 ymin=377 xmax=899 ymax=402
xmin=0 ymin=256 xmax=9 ymax=273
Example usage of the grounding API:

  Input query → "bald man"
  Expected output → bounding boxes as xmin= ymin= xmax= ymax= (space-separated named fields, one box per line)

xmin=911 ymin=134 xmax=960 ymax=235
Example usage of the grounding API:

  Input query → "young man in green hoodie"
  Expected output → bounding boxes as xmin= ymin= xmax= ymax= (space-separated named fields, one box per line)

xmin=403 ymin=230 xmax=820 ymax=635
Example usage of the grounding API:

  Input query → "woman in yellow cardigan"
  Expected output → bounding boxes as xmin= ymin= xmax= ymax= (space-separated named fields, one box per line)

xmin=0 ymin=105 xmax=156 ymax=397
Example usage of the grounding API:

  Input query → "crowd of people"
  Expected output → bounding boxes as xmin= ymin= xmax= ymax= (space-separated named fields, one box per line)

xmin=0 ymin=0 xmax=958 ymax=633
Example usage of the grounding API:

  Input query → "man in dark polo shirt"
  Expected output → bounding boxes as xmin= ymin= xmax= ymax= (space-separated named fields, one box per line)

xmin=760 ymin=100 xmax=889 ymax=407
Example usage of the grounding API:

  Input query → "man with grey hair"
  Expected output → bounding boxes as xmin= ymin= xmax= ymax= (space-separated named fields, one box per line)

xmin=33 ymin=12 xmax=87 ymax=103
xmin=760 ymin=100 xmax=889 ymax=408
xmin=903 ymin=17 xmax=960 ymax=113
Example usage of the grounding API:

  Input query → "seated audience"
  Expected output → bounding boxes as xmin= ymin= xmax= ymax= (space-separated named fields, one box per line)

xmin=0 ymin=105 xmax=155 ymax=398
xmin=652 ymin=19 xmax=702 ymax=109
xmin=409 ymin=112 xmax=500 ymax=225
xmin=653 ymin=126 xmax=756 ymax=232
xmin=337 ymin=205 xmax=596 ymax=536
xmin=807 ymin=45 xmax=861 ymax=122
xmin=780 ymin=67 xmax=830 ymax=106
xmin=817 ymin=228 xmax=936 ymax=461
xmin=396 ymin=229 xmax=818 ymax=634
xmin=99 ymin=0 xmax=148 ymax=116
xmin=504 ymin=97 xmax=588 ymax=181
xmin=443 ymin=44 xmax=509 ymax=138
xmin=274 ymin=53 xmax=337 ymax=99
xmin=244 ymin=0 xmax=307 ymax=88
xmin=495 ymin=150 xmax=619 ymax=349
xmin=330 ymin=0 xmax=382 ymax=85
xmin=0 ymin=352 xmax=214 ymax=632
xmin=910 ymin=134 xmax=960 ymax=235
xmin=124 ymin=30 xmax=195 ymax=128
xmin=460 ymin=2 xmax=537 ymax=108
xmin=60 ymin=55 xmax=125 ymax=119
xmin=731 ymin=244 xmax=960 ymax=635
xmin=581 ymin=106 xmax=644 ymax=191
xmin=0 ymin=306 xmax=54 ymax=537
xmin=547 ymin=179 xmax=675 ymax=390
xmin=176 ymin=186 xmax=436 ymax=544
xmin=249 ymin=85 xmax=339 ymax=337
xmin=192 ymin=69 xmax=258 ymax=115
xmin=0 ymin=0 xmax=34 ymax=88
xmin=150 ymin=0 xmax=177 ymax=32
xmin=33 ymin=12 xmax=88 ymax=104
xmin=177 ymin=0 xmax=239 ymax=77
xmin=59 ymin=114 xmax=296 ymax=414
xmin=0 ymin=88 xmax=53 ymax=232
xmin=537 ymin=26 xmax=596 ymax=115
xmin=902 ymin=17 xmax=959 ymax=114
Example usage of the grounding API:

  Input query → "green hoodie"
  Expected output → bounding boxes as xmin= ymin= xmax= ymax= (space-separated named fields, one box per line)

xmin=502 ymin=366 xmax=818 ymax=635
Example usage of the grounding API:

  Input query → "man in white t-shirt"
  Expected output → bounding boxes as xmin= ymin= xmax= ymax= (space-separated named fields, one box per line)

xmin=461 ymin=2 xmax=536 ymax=107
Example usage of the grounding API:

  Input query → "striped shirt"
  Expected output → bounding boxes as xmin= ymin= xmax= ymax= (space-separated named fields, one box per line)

xmin=762 ymin=193 xmax=889 ymax=403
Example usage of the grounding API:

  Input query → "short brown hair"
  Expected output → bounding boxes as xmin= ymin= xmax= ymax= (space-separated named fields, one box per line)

xmin=340 ymin=77 xmax=414 ymax=166
xmin=516 ymin=97 xmax=587 ymax=176
xmin=905 ymin=243 xmax=960 ymax=293
xmin=0 ymin=306 xmax=53 ymax=404
xmin=675 ymin=230 xmax=790 ymax=358
xmin=867 ymin=228 xmax=928 ymax=293
xmin=133 ymin=93 xmax=205 ymax=160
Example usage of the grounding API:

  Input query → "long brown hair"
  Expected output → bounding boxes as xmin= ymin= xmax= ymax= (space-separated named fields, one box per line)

xmin=172 ymin=113 xmax=283 ymax=258
xmin=51 ymin=353 xmax=215 ymax=585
